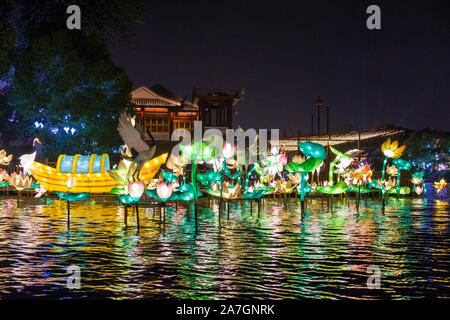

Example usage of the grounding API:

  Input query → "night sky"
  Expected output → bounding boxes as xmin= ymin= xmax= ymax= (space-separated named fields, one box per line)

xmin=109 ymin=0 xmax=450 ymax=135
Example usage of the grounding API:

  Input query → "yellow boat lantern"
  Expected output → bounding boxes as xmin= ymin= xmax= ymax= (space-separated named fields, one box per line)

xmin=30 ymin=153 xmax=168 ymax=193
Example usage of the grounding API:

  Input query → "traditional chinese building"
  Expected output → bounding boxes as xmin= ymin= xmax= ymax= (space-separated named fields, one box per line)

xmin=131 ymin=85 xmax=243 ymax=140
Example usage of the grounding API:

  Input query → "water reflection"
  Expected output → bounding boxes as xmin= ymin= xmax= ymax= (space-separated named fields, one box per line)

xmin=0 ymin=195 xmax=448 ymax=299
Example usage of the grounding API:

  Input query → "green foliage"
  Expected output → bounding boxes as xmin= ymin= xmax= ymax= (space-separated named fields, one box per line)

xmin=7 ymin=30 xmax=132 ymax=159
xmin=0 ymin=18 xmax=16 ymax=75
xmin=0 ymin=1 xmax=144 ymax=159
xmin=403 ymin=129 xmax=450 ymax=171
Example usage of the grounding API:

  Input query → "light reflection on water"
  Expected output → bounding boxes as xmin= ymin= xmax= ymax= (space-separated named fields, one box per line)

xmin=0 ymin=195 xmax=448 ymax=299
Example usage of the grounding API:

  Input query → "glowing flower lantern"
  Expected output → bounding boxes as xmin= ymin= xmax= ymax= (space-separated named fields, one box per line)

xmin=156 ymin=181 xmax=174 ymax=202
xmin=222 ymin=142 xmax=236 ymax=159
xmin=108 ymin=160 xmax=137 ymax=195
xmin=292 ymin=154 xmax=306 ymax=163
xmin=380 ymin=138 xmax=406 ymax=198
xmin=166 ymin=153 xmax=188 ymax=177
xmin=0 ymin=149 xmax=13 ymax=166
xmin=128 ymin=181 xmax=145 ymax=199
xmin=415 ymin=185 xmax=423 ymax=196
xmin=288 ymin=172 xmax=302 ymax=184
xmin=411 ymin=171 xmax=426 ymax=195
xmin=221 ymin=182 xmax=241 ymax=199
xmin=277 ymin=180 xmax=296 ymax=194
xmin=386 ymin=165 xmax=398 ymax=177
xmin=381 ymin=138 xmax=406 ymax=159
xmin=9 ymin=172 xmax=34 ymax=191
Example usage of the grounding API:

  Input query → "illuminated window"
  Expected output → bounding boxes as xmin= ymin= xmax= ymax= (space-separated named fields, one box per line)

xmin=173 ymin=119 xmax=193 ymax=139
xmin=144 ymin=116 xmax=169 ymax=133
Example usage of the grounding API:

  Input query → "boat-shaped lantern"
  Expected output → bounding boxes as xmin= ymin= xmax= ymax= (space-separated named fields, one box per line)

xmin=29 ymin=153 xmax=167 ymax=193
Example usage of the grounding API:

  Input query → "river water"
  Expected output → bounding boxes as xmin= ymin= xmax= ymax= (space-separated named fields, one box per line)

xmin=0 ymin=194 xmax=448 ymax=299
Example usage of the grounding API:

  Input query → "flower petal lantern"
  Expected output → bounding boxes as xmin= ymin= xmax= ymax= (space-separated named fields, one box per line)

xmin=222 ymin=142 xmax=236 ymax=159
xmin=0 ymin=149 xmax=13 ymax=166
xmin=156 ymin=181 xmax=173 ymax=201
xmin=9 ymin=172 xmax=34 ymax=191
xmin=380 ymin=138 xmax=406 ymax=198
xmin=415 ymin=185 xmax=423 ymax=196
xmin=128 ymin=181 xmax=145 ymax=198
xmin=381 ymin=138 xmax=406 ymax=159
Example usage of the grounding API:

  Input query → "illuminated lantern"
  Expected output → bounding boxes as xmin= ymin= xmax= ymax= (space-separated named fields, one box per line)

xmin=412 ymin=171 xmax=426 ymax=195
xmin=9 ymin=172 xmax=34 ymax=191
xmin=298 ymin=142 xmax=326 ymax=160
xmin=285 ymin=157 xmax=322 ymax=201
xmin=0 ymin=149 xmax=13 ymax=166
xmin=65 ymin=176 xmax=76 ymax=189
xmin=316 ymin=181 xmax=349 ymax=195
xmin=328 ymin=146 xmax=352 ymax=184
xmin=415 ymin=185 xmax=423 ymax=196
xmin=381 ymin=138 xmax=406 ymax=159
xmin=433 ymin=179 xmax=447 ymax=194
xmin=166 ymin=153 xmax=188 ymax=177
xmin=386 ymin=165 xmax=398 ymax=177
xmin=0 ymin=169 xmax=9 ymax=186
xmin=222 ymin=142 xmax=236 ymax=159
xmin=180 ymin=140 xmax=219 ymax=202
xmin=288 ymin=173 xmax=302 ymax=184
xmin=380 ymin=138 xmax=406 ymax=198
xmin=392 ymin=158 xmax=412 ymax=196
xmin=128 ymin=181 xmax=145 ymax=198
xmin=156 ymin=181 xmax=173 ymax=201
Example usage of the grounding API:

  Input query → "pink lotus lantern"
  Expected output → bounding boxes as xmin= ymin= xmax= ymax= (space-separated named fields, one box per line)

xmin=222 ymin=142 xmax=236 ymax=159
xmin=128 ymin=181 xmax=145 ymax=198
xmin=156 ymin=181 xmax=173 ymax=200
xmin=415 ymin=185 xmax=423 ymax=196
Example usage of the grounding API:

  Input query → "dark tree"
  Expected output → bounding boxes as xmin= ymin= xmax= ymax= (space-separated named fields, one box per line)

xmin=0 ymin=0 xmax=144 ymax=159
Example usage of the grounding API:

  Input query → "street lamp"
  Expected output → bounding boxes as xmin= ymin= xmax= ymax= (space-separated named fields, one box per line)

xmin=315 ymin=96 xmax=323 ymax=135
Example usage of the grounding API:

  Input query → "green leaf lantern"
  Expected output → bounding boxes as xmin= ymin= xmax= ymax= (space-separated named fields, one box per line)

xmin=180 ymin=140 xmax=219 ymax=202
xmin=298 ymin=142 xmax=327 ymax=160
xmin=392 ymin=158 xmax=412 ymax=196
xmin=316 ymin=181 xmax=349 ymax=195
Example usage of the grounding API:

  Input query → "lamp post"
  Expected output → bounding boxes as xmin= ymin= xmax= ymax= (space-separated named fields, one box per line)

xmin=315 ymin=97 xmax=323 ymax=135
